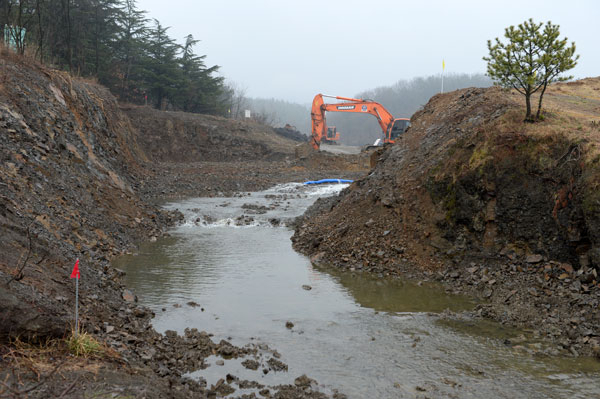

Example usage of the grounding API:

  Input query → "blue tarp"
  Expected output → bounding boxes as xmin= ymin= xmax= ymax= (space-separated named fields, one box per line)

xmin=303 ymin=178 xmax=353 ymax=185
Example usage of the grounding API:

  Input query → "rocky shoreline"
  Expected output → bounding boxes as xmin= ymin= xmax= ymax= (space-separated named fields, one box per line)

xmin=292 ymin=81 xmax=600 ymax=360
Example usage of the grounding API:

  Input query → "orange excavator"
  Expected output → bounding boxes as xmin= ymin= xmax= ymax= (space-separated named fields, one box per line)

xmin=310 ymin=94 xmax=410 ymax=150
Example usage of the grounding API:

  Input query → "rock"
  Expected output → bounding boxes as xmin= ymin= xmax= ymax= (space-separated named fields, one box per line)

xmin=301 ymin=285 xmax=312 ymax=291
xmin=105 ymin=325 xmax=115 ymax=333
xmin=216 ymin=360 xmax=225 ymax=366
xmin=310 ymin=252 xmax=326 ymax=264
xmin=560 ymin=263 xmax=574 ymax=274
xmin=122 ymin=289 xmax=136 ymax=302
xmin=285 ymin=321 xmax=294 ymax=329
xmin=218 ymin=342 xmax=235 ymax=356
xmin=241 ymin=359 xmax=260 ymax=370
xmin=267 ymin=357 xmax=288 ymax=372
xmin=294 ymin=375 xmax=315 ymax=387
xmin=580 ymin=273 xmax=595 ymax=285
xmin=526 ymin=254 xmax=543 ymax=263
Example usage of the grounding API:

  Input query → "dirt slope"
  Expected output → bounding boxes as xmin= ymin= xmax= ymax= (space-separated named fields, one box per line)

xmin=293 ymin=79 xmax=600 ymax=356
xmin=123 ymin=105 xmax=299 ymax=162
xmin=0 ymin=57 xmax=181 ymax=340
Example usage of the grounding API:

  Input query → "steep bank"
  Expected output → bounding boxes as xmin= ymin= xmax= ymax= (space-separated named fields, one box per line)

xmin=0 ymin=57 xmax=362 ymax=398
xmin=0 ymin=57 xmax=177 ymax=340
xmin=292 ymin=79 xmax=600 ymax=356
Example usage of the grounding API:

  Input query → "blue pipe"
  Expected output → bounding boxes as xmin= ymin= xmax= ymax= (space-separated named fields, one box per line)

xmin=303 ymin=178 xmax=353 ymax=185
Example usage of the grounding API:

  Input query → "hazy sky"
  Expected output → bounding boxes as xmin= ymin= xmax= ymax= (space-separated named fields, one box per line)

xmin=136 ymin=0 xmax=599 ymax=103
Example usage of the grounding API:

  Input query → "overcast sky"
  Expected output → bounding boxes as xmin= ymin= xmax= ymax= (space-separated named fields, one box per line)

xmin=136 ymin=0 xmax=599 ymax=103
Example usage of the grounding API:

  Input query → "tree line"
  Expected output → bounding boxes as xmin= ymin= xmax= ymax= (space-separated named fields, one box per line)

xmin=0 ymin=0 xmax=232 ymax=115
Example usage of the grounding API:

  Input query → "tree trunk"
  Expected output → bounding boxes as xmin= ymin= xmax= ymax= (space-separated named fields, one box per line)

xmin=536 ymin=81 xmax=549 ymax=120
xmin=524 ymin=91 xmax=533 ymax=122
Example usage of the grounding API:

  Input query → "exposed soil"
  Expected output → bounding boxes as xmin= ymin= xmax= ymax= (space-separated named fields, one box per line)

xmin=292 ymin=79 xmax=600 ymax=358
xmin=0 ymin=57 xmax=363 ymax=398
xmin=3 ymin=51 xmax=600 ymax=398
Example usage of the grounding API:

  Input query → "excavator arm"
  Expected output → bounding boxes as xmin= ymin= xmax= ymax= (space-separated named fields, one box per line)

xmin=310 ymin=94 xmax=408 ymax=150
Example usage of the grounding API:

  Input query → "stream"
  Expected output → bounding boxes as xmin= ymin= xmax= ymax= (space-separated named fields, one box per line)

xmin=114 ymin=183 xmax=600 ymax=398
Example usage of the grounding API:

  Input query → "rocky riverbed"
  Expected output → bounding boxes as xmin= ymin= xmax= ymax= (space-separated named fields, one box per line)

xmin=0 ymin=56 xmax=363 ymax=398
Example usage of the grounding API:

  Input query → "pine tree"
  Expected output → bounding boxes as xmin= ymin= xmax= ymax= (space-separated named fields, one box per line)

xmin=484 ymin=19 xmax=578 ymax=122
xmin=142 ymin=19 xmax=182 ymax=109
xmin=113 ymin=0 xmax=148 ymax=101
xmin=175 ymin=34 xmax=223 ymax=113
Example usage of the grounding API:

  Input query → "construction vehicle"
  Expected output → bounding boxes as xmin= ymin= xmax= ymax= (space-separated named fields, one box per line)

xmin=325 ymin=126 xmax=340 ymax=143
xmin=310 ymin=93 xmax=410 ymax=150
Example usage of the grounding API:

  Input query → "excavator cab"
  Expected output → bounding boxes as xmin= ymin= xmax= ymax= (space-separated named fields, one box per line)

xmin=326 ymin=126 xmax=340 ymax=141
xmin=389 ymin=118 xmax=411 ymax=141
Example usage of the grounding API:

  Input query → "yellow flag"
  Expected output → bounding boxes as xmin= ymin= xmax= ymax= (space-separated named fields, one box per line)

xmin=442 ymin=60 xmax=445 ymax=70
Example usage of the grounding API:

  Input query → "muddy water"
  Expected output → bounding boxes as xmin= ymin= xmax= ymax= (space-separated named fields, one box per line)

xmin=115 ymin=183 xmax=600 ymax=398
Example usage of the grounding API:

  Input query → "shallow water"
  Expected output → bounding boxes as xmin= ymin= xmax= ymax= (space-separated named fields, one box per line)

xmin=115 ymin=183 xmax=600 ymax=398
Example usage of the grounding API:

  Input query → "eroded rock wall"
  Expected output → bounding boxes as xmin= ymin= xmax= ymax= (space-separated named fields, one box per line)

xmin=0 ymin=58 xmax=174 ymax=339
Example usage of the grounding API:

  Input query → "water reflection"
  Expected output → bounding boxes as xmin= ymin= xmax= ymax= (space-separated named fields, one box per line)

xmin=313 ymin=263 xmax=476 ymax=313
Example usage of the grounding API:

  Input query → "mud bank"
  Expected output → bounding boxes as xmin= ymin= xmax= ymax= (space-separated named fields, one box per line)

xmin=293 ymin=80 xmax=600 ymax=357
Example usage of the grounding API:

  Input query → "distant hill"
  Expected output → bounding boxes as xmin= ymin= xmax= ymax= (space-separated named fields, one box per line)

xmin=327 ymin=73 xmax=492 ymax=145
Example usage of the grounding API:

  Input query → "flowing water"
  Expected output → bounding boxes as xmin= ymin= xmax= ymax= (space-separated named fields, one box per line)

xmin=115 ymin=183 xmax=600 ymax=398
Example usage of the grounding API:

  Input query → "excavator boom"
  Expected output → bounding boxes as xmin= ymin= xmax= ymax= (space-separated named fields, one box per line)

xmin=310 ymin=93 xmax=409 ymax=150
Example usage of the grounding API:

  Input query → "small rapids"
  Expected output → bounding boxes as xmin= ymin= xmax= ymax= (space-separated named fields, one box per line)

xmin=115 ymin=182 xmax=600 ymax=399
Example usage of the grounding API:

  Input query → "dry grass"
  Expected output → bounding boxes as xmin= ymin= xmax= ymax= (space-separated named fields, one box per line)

xmin=0 ymin=42 xmax=42 ymax=67
xmin=66 ymin=329 xmax=104 ymax=358
xmin=495 ymin=79 xmax=600 ymax=162
xmin=0 ymin=333 xmax=122 ymax=398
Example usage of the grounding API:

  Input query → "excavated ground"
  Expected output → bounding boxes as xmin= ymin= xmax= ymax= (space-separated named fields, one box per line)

xmin=0 ymin=56 xmax=365 ymax=398
xmin=293 ymin=79 xmax=600 ymax=358
xmin=4 ymin=51 xmax=600 ymax=397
